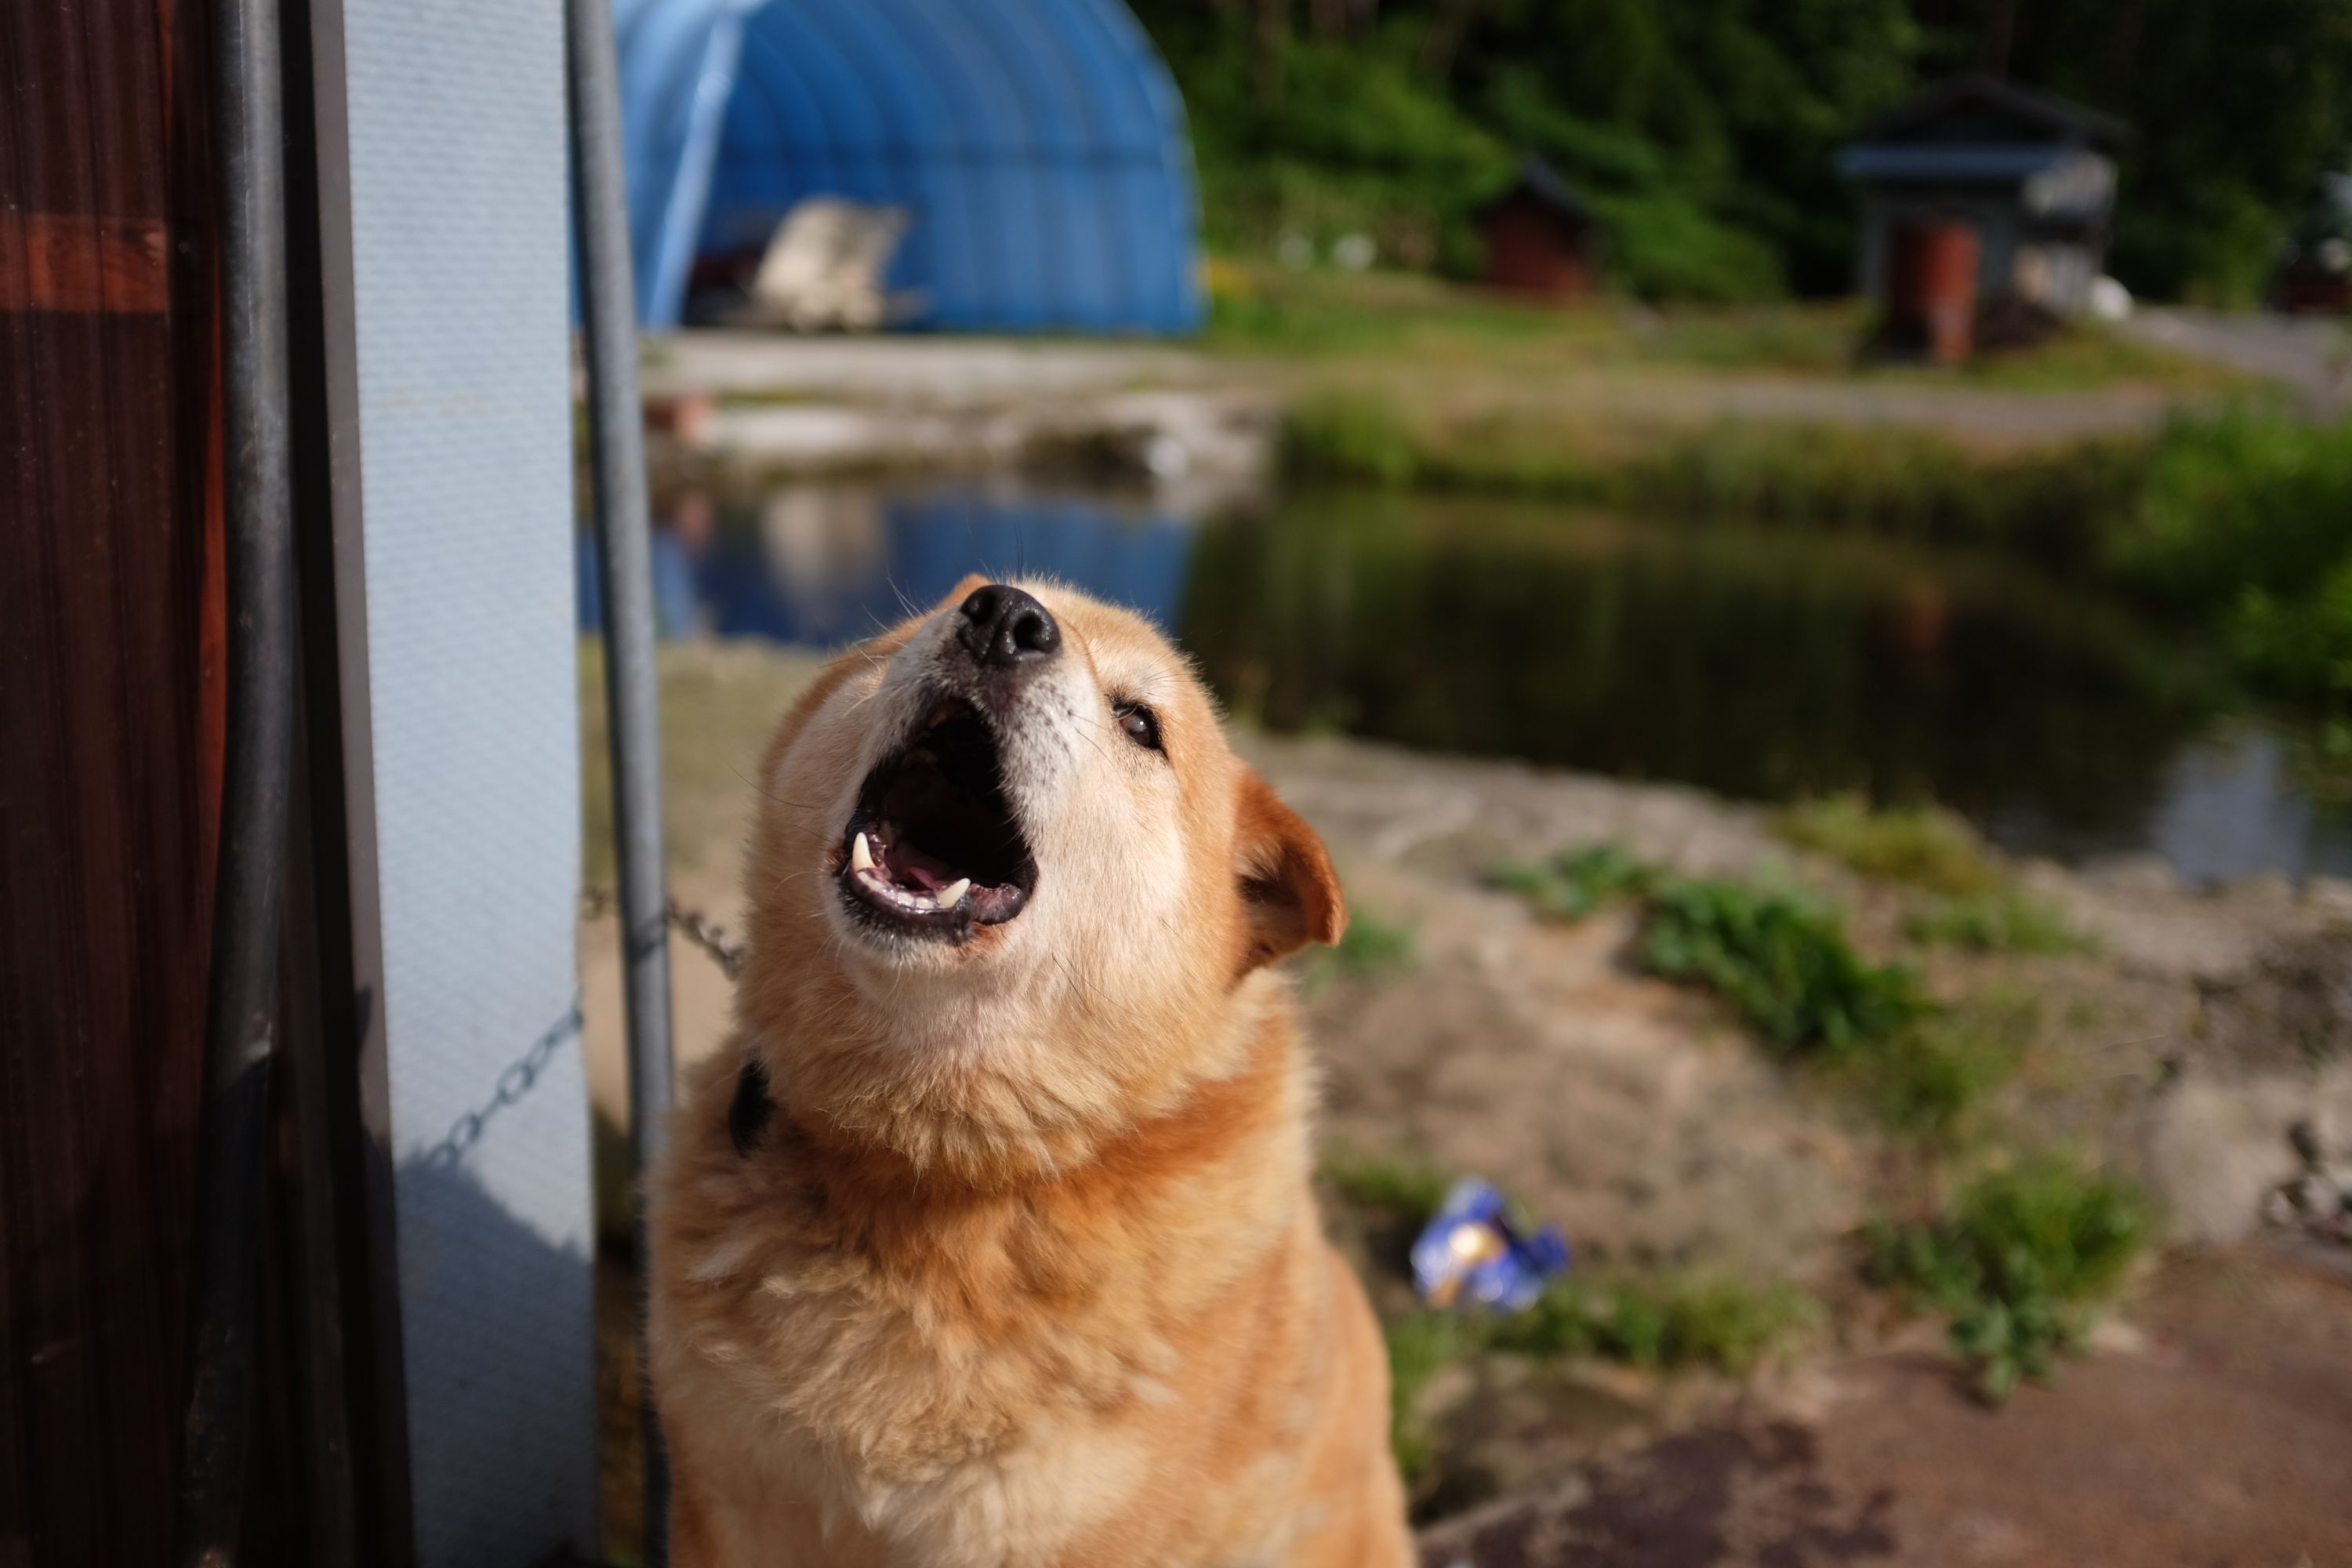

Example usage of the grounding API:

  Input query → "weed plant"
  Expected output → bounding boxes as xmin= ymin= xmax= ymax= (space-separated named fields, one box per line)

xmin=1639 ymin=877 xmax=1928 ymax=1056
xmin=1488 ymin=847 xmax=2027 ymax=1134
xmin=1864 ymin=1160 xmax=2144 ymax=1403
xmin=1771 ymin=795 xmax=1998 ymax=898
xmin=1483 ymin=1270 xmax=1810 ymax=1374
xmin=1904 ymin=891 xmax=2088 ymax=956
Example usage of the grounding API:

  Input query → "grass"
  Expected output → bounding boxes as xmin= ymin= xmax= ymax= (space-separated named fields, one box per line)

xmin=1771 ymin=797 xmax=2088 ymax=956
xmin=1769 ymin=796 xmax=2089 ymax=956
xmin=1278 ymin=390 xmax=2142 ymax=562
xmin=1323 ymin=1145 xmax=1810 ymax=1377
xmin=1319 ymin=1143 xmax=1454 ymax=1225
xmin=1846 ymin=992 xmax=2038 ymax=1139
xmin=1637 ymin=877 xmax=1928 ymax=1059
xmin=1771 ymin=795 xmax=2000 ymax=898
xmin=1483 ymin=1270 xmax=1813 ymax=1374
xmin=1297 ymin=906 xmax=1420 ymax=994
xmin=1384 ymin=1310 xmax=1471 ymax=1485
xmin=1323 ymin=1143 xmax=1813 ymax=1473
xmin=1486 ymin=842 xmax=1653 ymax=921
xmin=1864 ymin=1159 xmax=2145 ymax=1403
xmin=1488 ymin=850 xmax=1928 ymax=1059
xmin=1487 ymin=846 xmax=2037 ymax=1135
xmin=1905 ymin=891 xmax=2089 ymax=956
xmin=1382 ymin=1271 xmax=1810 ymax=1483
xmin=1208 ymin=265 xmax=2227 ymax=392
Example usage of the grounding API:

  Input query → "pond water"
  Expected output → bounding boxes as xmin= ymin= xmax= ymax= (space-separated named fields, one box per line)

xmin=579 ymin=481 xmax=2352 ymax=885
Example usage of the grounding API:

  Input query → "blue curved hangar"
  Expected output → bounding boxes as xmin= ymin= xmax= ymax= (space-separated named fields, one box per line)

xmin=612 ymin=0 xmax=1205 ymax=334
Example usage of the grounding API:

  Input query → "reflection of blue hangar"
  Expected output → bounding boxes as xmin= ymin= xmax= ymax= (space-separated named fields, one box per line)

xmin=612 ymin=0 xmax=1205 ymax=332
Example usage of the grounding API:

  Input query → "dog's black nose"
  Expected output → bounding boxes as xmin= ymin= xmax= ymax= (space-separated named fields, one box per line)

xmin=956 ymin=584 xmax=1059 ymax=670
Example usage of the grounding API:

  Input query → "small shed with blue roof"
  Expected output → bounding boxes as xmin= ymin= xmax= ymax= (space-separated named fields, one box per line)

xmin=1838 ymin=73 xmax=2125 ymax=320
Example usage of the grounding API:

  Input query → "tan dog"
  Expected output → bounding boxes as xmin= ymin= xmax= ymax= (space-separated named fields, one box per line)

xmin=648 ymin=579 xmax=1414 ymax=1567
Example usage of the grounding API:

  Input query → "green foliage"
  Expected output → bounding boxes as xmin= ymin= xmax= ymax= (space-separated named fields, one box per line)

xmin=1160 ymin=24 xmax=1509 ymax=269
xmin=1584 ymin=188 xmax=1790 ymax=303
xmin=1206 ymin=267 xmax=1574 ymax=357
xmin=1485 ymin=1270 xmax=1812 ymax=1374
xmin=1280 ymin=389 xmax=1422 ymax=486
xmin=1356 ymin=1159 xmax=1816 ymax=1475
xmin=1320 ymin=1143 xmax=1454 ymax=1225
xmin=1275 ymin=392 xmax=2352 ymax=719
xmin=1865 ymin=1159 xmax=2144 ymax=1402
xmin=1490 ymin=844 xmax=2034 ymax=1130
xmin=1773 ymin=794 xmax=1998 ymax=897
xmin=2103 ymin=408 xmax=2352 ymax=713
xmin=2227 ymin=564 xmax=2352 ymax=709
xmin=1851 ymin=993 xmax=2035 ymax=1137
xmin=1486 ymin=843 xmax=1654 ymax=920
xmin=1906 ymin=891 xmax=2087 ymax=956
xmin=1381 ymin=1267 xmax=1813 ymax=1475
xmin=1641 ymin=876 xmax=1928 ymax=1057
xmin=1138 ymin=1 xmax=1918 ymax=296
xmin=1299 ymin=908 xmax=1421 ymax=996
xmin=1215 ymin=264 xmax=2219 ymax=387
xmin=1383 ymin=1309 xmax=1471 ymax=1483
xmin=2104 ymin=408 xmax=2352 ymax=612
xmin=1138 ymin=1 xmax=2352 ymax=303
xmin=1949 ymin=0 xmax=2352 ymax=305
xmin=1276 ymin=390 xmax=2140 ymax=562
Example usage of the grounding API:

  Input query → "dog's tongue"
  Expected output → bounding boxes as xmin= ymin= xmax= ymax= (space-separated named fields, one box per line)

xmin=880 ymin=837 xmax=961 ymax=893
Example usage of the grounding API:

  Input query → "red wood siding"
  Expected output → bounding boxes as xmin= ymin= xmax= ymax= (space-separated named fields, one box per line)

xmin=0 ymin=0 xmax=228 ymax=1562
xmin=1481 ymin=195 xmax=1597 ymax=299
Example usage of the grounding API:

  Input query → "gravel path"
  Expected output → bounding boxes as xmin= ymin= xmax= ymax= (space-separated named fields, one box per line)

xmin=2119 ymin=307 xmax=2352 ymax=415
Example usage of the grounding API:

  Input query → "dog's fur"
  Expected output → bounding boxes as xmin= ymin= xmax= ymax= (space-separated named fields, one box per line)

xmin=648 ymin=579 xmax=1414 ymax=1566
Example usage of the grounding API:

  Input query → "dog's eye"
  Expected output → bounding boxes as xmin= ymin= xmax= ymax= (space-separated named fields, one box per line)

xmin=1112 ymin=700 xmax=1162 ymax=752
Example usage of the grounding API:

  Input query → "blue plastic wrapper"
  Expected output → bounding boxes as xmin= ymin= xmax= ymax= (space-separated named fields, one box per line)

xmin=1411 ymin=1178 xmax=1571 ymax=1312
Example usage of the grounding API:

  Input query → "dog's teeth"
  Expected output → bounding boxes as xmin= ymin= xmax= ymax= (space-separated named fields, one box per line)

xmin=851 ymin=832 xmax=874 ymax=873
xmin=877 ymin=821 xmax=895 ymax=848
xmin=938 ymin=878 xmax=970 ymax=908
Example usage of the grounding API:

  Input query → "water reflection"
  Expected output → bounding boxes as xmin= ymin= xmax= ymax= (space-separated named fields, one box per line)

xmin=576 ymin=481 xmax=1192 ymax=646
xmin=577 ymin=481 xmax=2351 ymax=882
xmin=2141 ymin=725 xmax=2352 ymax=886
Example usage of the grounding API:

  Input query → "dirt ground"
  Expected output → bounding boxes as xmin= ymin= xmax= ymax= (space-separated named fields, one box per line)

xmin=1417 ymin=1245 xmax=2352 ymax=1568
xmin=580 ymin=641 xmax=2352 ymax=1563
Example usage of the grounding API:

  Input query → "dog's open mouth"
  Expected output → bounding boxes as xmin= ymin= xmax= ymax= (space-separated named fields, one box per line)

xmin=837 ymin=697 xmax=1036 ymax=937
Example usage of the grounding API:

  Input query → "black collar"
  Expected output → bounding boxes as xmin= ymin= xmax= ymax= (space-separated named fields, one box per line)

xmin=728 ymin=1054 xmax=776 ymax=1157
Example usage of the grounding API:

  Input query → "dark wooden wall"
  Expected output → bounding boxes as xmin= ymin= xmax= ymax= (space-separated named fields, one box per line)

xmin=1481 ymin=196 xmax=1599 ymax=300
xmin=0 ymin=0 xmax=229 ymax=1561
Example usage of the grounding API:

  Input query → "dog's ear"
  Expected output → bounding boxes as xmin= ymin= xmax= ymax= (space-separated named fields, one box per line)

xmin=1232 ymin=768 xmax=1345 ymax=972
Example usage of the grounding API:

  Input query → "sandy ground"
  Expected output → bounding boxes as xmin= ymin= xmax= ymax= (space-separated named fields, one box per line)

xmin=581 ymin=640 xmax=2352 ymax=1560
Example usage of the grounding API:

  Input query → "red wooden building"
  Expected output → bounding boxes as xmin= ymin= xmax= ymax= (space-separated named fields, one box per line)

xmin=1475 ymin=155 xmax=1605 ymax=300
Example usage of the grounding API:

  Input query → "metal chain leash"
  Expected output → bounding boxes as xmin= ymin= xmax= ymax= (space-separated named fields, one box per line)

xmin=415 ymin=893 xmax=744 ymax=1170
xmin=417 ymin=1003 xmax=584 ymax=1169
xmin=581 ymin=885 xmax=749 ymax=981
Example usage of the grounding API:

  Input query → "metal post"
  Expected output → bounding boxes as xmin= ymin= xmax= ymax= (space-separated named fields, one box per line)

xmin=173 ymin=0 xmax=296 ymax=1557
xmin=564 ymin=1 xmax=677 ymax=1561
